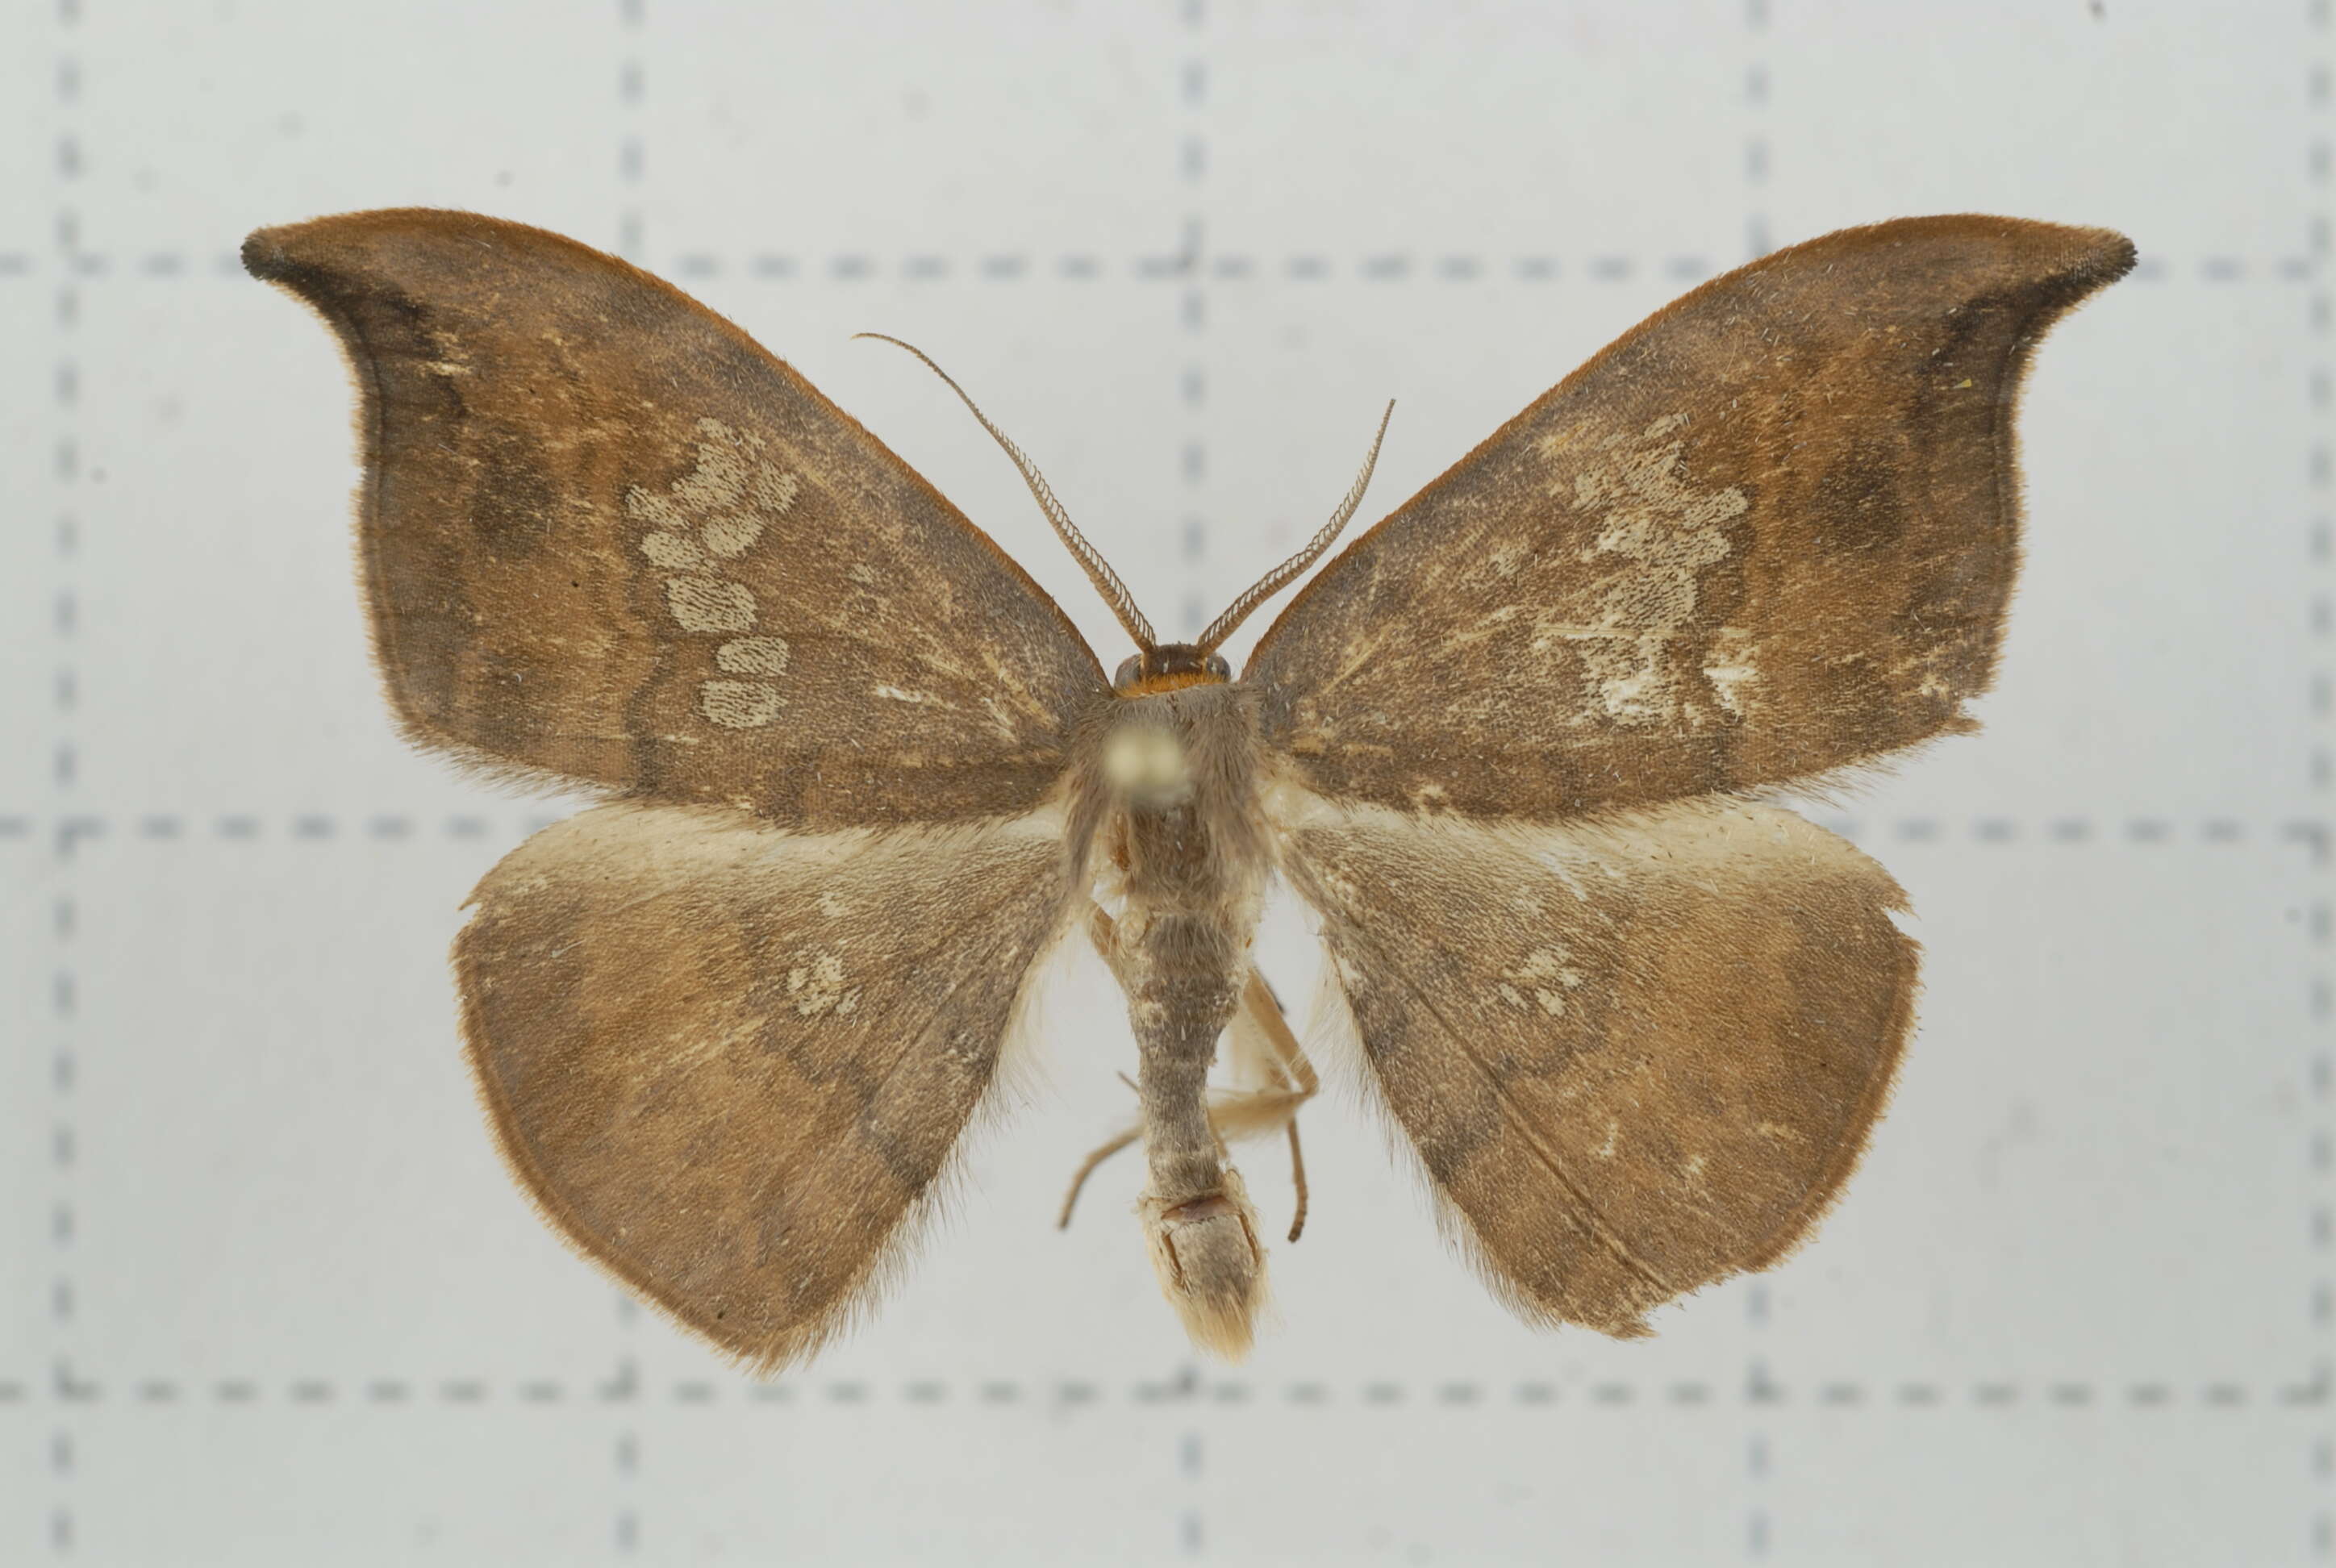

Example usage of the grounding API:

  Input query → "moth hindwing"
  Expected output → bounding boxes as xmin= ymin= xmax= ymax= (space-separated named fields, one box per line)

xmin=248 ymin=209 xmax=2133 ymax=1367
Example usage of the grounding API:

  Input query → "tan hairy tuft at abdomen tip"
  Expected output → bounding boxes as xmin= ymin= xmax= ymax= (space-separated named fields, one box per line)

xmin=1140 ymin=1172 xmax=1269 ymax=1359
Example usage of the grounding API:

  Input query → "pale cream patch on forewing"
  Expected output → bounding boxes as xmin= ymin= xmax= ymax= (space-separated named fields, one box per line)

xmin=873 ymin=686 xmax=952 ymax=708
xmin=666 ymin=419 xmax=755 ymax=514
xmin=1702 ymin=627 xmax=1761 ymax=719
xmin=666 ymin=576 xmax=757 ymax=634
xmin=700 ymin=515 xmax=765 ymax=558
xmin=624 ymin=419 xmax=803 ymax=552
xmin=700 ymin=680 xmax=782 ymax=729
xmin=640 ymin=530 xmax=707 ymax=571
xmin=623 ymin=488 xmax=686 ymax=532
xmin=1537 ymin=415 xmax=1750 ymax=727
xmin=753 ymin=468 xmax=803 ymax=515
xmin=627 ymin=422 xmax=816 ymax=727
xmin=717 ymin=636 xmax=790 ymax=676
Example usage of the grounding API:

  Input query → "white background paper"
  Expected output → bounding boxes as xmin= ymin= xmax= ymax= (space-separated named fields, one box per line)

xmin=0 ymin=1 xmax=2324 ymax=1562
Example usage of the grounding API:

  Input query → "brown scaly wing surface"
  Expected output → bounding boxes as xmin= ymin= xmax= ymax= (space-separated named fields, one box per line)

xmin=244 ymin=208 xmax=1105 ymax=828
xmin=1245 ymin=215 xmax=2134 ymax=818
xmin=458 ymin=803 xmax=1075 ymax=1370
xmin=1277 ymin=794 xmax=1916 ymax=1335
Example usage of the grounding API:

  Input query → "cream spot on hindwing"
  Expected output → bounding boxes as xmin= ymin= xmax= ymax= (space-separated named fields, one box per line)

xmin=786 ymin=952 xmax=861 ymax=1019
xmin=1515 ymin=947 xmax=1583 ymax=989
xmin=626 ymin=420 xmax=802 ymax=729
xmin=1495 ymin=945 xmax=1583 ymax=1017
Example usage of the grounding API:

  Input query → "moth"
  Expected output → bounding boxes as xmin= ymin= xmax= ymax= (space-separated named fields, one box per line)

xmin=244 ymin=209 xmax=2133 ymax=1368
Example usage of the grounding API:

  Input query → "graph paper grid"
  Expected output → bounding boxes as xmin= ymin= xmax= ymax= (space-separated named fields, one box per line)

xmin=0 ymin=1 xmax=2326 ymax=1562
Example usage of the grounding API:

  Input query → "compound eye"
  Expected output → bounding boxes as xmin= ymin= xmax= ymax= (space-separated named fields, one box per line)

xmin=1113 ymin=653 xmax=1144 ymax=688
xmin=1204 ymin=652 xmax=1231 ymax=681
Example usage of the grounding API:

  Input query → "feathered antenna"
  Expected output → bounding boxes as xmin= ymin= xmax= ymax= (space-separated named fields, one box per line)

xmin=856 ymin=333 xmax=1158 ymax=652
xmin=1195 ymin=401 xmax=1394 ymax=655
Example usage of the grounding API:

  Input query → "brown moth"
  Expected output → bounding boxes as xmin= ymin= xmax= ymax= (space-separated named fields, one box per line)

xmin=244 ymin=209 xmax=2133 ymax=1368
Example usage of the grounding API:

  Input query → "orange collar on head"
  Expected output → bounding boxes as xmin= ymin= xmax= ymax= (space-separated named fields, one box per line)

xmin=1116 ymin=669 xmax=1228 ymax=698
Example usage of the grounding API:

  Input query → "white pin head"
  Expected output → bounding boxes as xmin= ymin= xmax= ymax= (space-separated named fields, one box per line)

xmin=1102 ymin=724 xmax=1193 ymax=807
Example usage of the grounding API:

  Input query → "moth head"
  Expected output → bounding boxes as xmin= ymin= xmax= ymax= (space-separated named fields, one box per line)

xmin=1112 ymin=643 xmax=1231 ymax=697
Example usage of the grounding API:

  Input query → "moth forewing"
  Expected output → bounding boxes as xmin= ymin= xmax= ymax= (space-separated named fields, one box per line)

xmin=1243 ymin=215 xmax=2139 ymax=820
xmin=240 ymin=210 xmax=1108 ymax=831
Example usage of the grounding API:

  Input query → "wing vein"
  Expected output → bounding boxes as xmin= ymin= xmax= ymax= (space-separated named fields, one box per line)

xmin=818 ymin=855 xmax=1063 ymax=1166
xmin=1366 ymin=941 xmax=1679 ymax=1298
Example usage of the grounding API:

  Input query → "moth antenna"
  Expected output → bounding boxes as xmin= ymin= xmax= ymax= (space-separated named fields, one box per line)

xmin=1195 ymin=400 xmax=1395 ymax=655
xmin=854 ymin=332 xmax=1159 ymax=650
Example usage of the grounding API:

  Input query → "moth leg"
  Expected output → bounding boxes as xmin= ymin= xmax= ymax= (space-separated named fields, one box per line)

xmin=1057 ymin=1124 xmax=1143 ymax=1229
xmin=1056 ymin=906 xmax=1144 ymax=1230
xmin=1216 ymin=968 xmax=1321 ymax=1241
xmin=1286 ymin=1122 xmax=1310 ymax=1243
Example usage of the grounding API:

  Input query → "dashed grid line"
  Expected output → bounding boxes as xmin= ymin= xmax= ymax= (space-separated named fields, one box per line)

xmin=616 ymin=2 xmax=645 ymax=1553
xmin=618 ymin=0 xmax=643 ymax=265
xmin=0 ymin=1370 xmax=2317 ymax=1409
xmin=2313 ymin=3 xmax=2333 ymax=1558
xmin=1179 ymin=0 xmax=1208 ymax=1553
xmin=46 ymin=2 xmax=81 ymax=1558
xmin=1178 ymin=0 xmax=1208 ymax=646
xmin=1 ymin=814 xmax=2318 ymax=850
xmin=0 ymin=249 xmax=2305 ymax=286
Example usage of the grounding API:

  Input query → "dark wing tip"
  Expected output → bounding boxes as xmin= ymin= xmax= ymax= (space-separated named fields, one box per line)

xmin=240 ymin=221 xmax=336 ymax=294
xmin=1861 ymin=215 xmax=2138 ymax=330
xmin=240 ymin=212 xmax=379 ymax=282
xmin=1809 ymin=214 xmax=2138 ymax=306
xmin=2084 ymin=228 xmax=2141 ymax=285
xmin=240 ymin=208 xmax=519 ymax=294
xmin=240 ymin=214 xmax=374 ymax=301
xmin=2048 ymin=224 xmax=2138 ymax=301
xmin=237 ymin=226 xmax=287 ymax=281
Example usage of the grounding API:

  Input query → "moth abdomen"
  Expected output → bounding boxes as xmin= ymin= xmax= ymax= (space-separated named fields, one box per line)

xmin=1070 ymin=678 xmax=1279 ymax=1357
